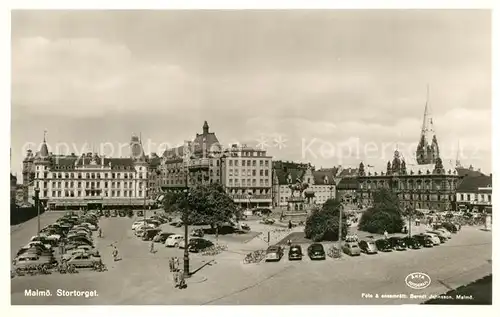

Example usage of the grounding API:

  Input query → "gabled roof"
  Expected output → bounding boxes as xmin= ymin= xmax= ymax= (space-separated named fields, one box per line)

xmin=456 ymin=167 xmax=485 ymax=178
xmin=312 ymin=170 xmax=336 ymax=185
xmin=337 ymin=178 xmax=358 ymax=189
xmin=457 ymin=175 xmax=492 ymax=192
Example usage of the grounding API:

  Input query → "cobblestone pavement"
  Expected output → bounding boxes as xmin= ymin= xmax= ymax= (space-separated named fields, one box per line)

xmin=11 ymin=212 xmax=492 ymax=305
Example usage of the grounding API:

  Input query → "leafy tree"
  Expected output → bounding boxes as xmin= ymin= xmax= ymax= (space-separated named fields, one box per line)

xmin=164 ymin=183 xmax=239 ymax=238
xmin=305 ymin=199 xmax=348 ymax=242
xmin=358 ymin=188 xmax=404 ymax=234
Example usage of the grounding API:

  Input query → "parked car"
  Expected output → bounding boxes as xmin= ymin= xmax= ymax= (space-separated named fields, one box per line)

xmin=440 ymin=222 xmax=458 ymax=233
xmin=118 ymin=210 xmax=126 ymax=217
xmin=240 ymin=223 xmax=251 ymax=231
xmin=67 ymin=253 xmax=102 ymax=268
xmin=288 ymin=245 xmax=303 ymax=261
xmin=76 ymin=245 xmax=100 ymax=256
xmin=403 ymin=236 xmax=421 ymax=249
xmin=30 ymin=235 xmax=58 ymax=248
xmin=153 ymin=232 xmax=175 ymax=243
xmin=359 ymin=240 xmax=378 ymax=254
xmin=16 ymin=246 xmax=53 ymax=258
xmin=375 ymin=239 xmax=393 ymax=252
xmin=111 ymin=210 xmax=118 ymax=217
xmin=104 ymin=210 xmax=110 ymax=217
xmin=413 ymin=234 xmax=434 ymax=248
xmin=424 ymin=231 xmax=446 ymax=245
xmin=187 ymin=238 xmax=214 ymax=252
xmin=422 ymin=233 xmax=441 ymax=245
xmin=342 ymin=242 xmax=361 ymax=256
xmin=80 ymin=222 xmax=98 ymax=231
xmin=142 ymin=228 xmax=162 ymax=241
xmin=433 ymin=228 xmax=452 ymax=239
xmin=191 ymin=229 xmax=204 ymax=237
xmin=426 ymin=232 xmax=445 ymax=244
xmin=307 ymin=243 xmax=326 ymax=260
xmin=136 ymin=210 xmax=144 ymax=217
xmin=24 ymin=241 xmax=52 ymax=251
xmin=260 ymin=218 xmax=275 ymax=225
xmin=265 ymin=245 xmax=284 ymax=262
xmin=165 ymin=234 xmax=184 ymax=247
xmin=13 ymin=254 xmax=53 ymax=269
xmin=388 ymin=237 xmax=407 ymax=251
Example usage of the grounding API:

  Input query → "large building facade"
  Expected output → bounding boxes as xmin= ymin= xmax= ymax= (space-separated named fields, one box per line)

xmin=160 ymin=121 xmax=273 ymax=208
xmin=358 ymin=99 xmax=462 ymax=212
xmin=455 ymin=173 xmax=492 ymax=213
xmin=272 ymin=161 xmax=338 ymax=208
xmin=23 ymin=133 xmax=155 ymax=210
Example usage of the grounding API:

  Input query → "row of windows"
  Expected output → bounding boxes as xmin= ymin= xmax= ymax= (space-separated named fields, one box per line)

xmin=49 ymin=190 xmax=143 ymax=198
xmin=237 ymin=151 xmax=267 ymax=157
xmin=280 ymin=186 xmax=334 ymax=193
xmin=459 ymin=193 xmax=491 ymax=202
xmin=228 ymin=169 xmax=269 ymax=177
xmin=228 ymin=179 xmax=270 ymax=186
xmin=37 ymin=181 xmax=145 ymax=189
xmin=37 ymin=172 xmax=145 ymax=180
xmin=228 ymin=159 xmax=269 ymax=167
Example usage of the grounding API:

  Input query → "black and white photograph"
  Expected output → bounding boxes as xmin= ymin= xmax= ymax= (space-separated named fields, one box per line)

xmin=8 ymin=7 xmax=493 ymax=306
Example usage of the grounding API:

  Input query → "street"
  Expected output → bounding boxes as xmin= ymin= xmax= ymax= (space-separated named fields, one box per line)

xmin=11 ymin=212 xmax=492 ymax=305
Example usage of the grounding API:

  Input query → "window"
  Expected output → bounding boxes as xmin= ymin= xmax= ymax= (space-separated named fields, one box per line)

xmin=139 ymin=191 xmax=142 ymax=196
xmin=260 ymin=179 xmax=263 ymax=185
xmin=229 ymin=179 xmax=233 ymax=186
xmin=229 ymin=169 xmax=233 ymax=176
xmin=252 ymin=179 xmax=256 ymax=185
xmin=229 ymin=160 xmax=233 ymax=166
xmin=247 ymin=160 xmax=251 ymax=166
xmin=124 ymin=191 xmax=128 ymax=197
xmin=52 ymin=191 xmax=56 ymax=197
xmin=265 ymin=160 xmax=269 ymax=167
xmin=253 ymin=160 xmax=256 ymax=167
xmin=86 ymin=182 xmax=89 ymax=189
xmin=105 ymin=182 xmax=108 ymax=188
xmin=124 ymin=182 xmax=128 ymax=189
xmin=78 ymin=173 xmax=82 ymax=179
xmin=260 ymin=170 xmax=263 ymax=176
xmin=235 ymin=169 xmax=239 ymax=176
xmin=252 ymin=170 xmax=256 ymax=176
xmin=70 ymin=181 xmax=74 ymax=188
xmin=460 ymin=194 xmax=464 ymax=201
xmin=242 ymin=160 xmax=246 ymax=166
xmin=234 ymin=160 xmax=239 ymax=166
xmin=242 ymin=179 xmax=246 ymax=186
xmin=111 ymin=173 xmax=115 ymax=179
xmin=260 ymin=160 xmax=263 ymax=166
xmin=242 ymin=170 xmax=246 ymax=176
xmin=488 ymin=195 xmax=491 ymax=202
xmin=467 ymin=194 xmax=471 ymax=201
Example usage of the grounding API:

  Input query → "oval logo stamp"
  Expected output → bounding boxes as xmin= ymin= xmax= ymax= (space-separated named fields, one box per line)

xmin=405 ymin=272 xmax=431 ymax=289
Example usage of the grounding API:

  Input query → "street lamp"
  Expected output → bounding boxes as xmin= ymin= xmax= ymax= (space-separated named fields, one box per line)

xmin=34 ymin=187 xmax=40 ymax=235
xmin=337 ymin=202 xmax=343 ymax=258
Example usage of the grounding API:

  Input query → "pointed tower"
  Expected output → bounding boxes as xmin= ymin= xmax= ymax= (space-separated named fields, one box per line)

xmin=130 ymin=133 xmax=146 ymax=161
xmin=202 ymin=121 xmax=209 ymax=134
xmin=455 ymin=140 xmax=462 ymax=168
xmin=416 ymin=86 xmax=440 ymax=164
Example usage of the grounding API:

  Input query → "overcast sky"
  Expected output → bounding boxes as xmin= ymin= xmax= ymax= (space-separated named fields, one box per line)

xmin=11 ymin=10 xmax=491 ymax=177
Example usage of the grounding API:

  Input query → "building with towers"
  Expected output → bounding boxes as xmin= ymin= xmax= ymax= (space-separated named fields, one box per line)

xmin=357 ymin=91 xmax=462 ymax=212
xmin=22 ymin=132 xmax=156 ymax=210
xmin=160 ymin=121 xmax=273 ymax=208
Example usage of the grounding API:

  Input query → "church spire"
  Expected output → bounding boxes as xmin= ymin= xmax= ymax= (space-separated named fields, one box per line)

xmin=416 ymin=85 xmax=440 ymax=165
xmin=456 ymin=140 xmax=462 ymax=168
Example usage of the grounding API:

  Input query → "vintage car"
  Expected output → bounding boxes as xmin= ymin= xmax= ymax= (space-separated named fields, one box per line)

xmin=307 ymin=243 xmax=326 ymax=260
xmin=358 ymin=240 xmax=378 ymax=254
xmin=67 ymin=253 xmax=102 ymax=268
xmin=288 ymin=245 xmax=303 ymax=261
xmin=342 ymin=242 xmax=361 ymax=256
xmin=265 ymin=245 xmax=283 ymax=262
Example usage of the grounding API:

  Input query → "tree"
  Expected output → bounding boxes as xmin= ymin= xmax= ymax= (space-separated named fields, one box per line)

xmin=358 ymin=188 xmax=404 ymax=234
xmin=304 ymin=198 xmax=348 ymax=242
xmin=166 ymin=183 xmax=239 ymax=239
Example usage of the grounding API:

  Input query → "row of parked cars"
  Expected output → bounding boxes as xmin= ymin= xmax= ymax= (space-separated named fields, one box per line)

xmin=13 ymin=212 xmax=103 ymax=271
xmin=130 ymin=215 xmax=215 ymax=253
xmin=263 ymin=226 xmax=457 ymax=262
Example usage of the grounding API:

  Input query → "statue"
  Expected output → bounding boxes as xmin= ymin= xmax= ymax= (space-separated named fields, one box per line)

xmin=289 ymin=179 xmax=309 ymax=198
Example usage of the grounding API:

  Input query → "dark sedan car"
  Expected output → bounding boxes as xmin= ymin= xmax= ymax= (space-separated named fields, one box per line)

xmin=187 ymin=238 xmax=214 ymax=253
xmin=307 ymin=243 xmax=326 ymax=260
xmin=375 ymin=239 xmax=393 ymax=252
xmin=403 ymin=236 xmax=421 ymax=249
xmin=413 ymin=234 xmax=434 ymax=248
xmin=359 ymin=240 xmax=378 ymax=254
xmin=142 ymin=228 xmax=162 ymax=241
xmin=288 ymin=245 xmax=303 ymax=261
xmin=388 ymin=237 xmax=407 ymax=251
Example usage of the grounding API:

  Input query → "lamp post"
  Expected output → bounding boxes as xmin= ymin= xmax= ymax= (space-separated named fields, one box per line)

xmin=183 ymin=162 xmax=191 ymax=278
xmin=34 ymin=187 xmax=40 ymax=235
xmin=338 ymin=202 xmax=343 ymax=258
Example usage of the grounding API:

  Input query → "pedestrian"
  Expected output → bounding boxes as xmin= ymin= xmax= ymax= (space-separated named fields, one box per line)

xmin=168 ymin=257 xmax=173 ymax=272
xmin=174 ymin=257 xmax=180 ymax=271
xmin=288 ymin=220 xmax=292 ymax=230
xmin=173 ymin=270 xmax=179 ymax=288
xmin=384 ymin=230 xmax=389 ymax=239
xmin=150 ymin=241 xmax=155 ymax=253
xmin=98 ymin=228 xmax=102 ymax=238
xmin=112 ymin=246 xmax=119 ymax=261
